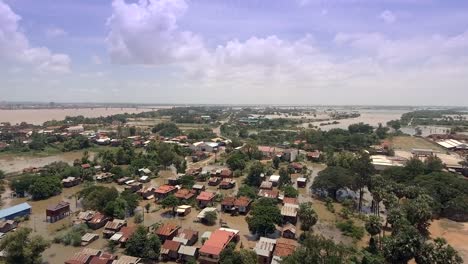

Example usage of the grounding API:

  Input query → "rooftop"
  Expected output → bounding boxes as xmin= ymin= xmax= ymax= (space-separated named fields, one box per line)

xmin=196 ymin=191 xmax=215 ymax=201
xmin=0 ymin=202 xmax=31 ymax=219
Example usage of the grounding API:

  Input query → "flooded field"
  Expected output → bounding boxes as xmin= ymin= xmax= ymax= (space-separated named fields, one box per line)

xmin=0 ymin=151 xmax=93 ymax=173
xmin=0 ymin=107 xmax=162 ymax=125
xmin=307 ymin=109 xmax=406 ymax=130
xmin=429 ymin=219 xmax=468 ymax=261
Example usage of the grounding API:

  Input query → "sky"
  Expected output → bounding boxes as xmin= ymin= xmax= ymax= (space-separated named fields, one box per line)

xmin=1 ymin=0 xmax=468 ymax=106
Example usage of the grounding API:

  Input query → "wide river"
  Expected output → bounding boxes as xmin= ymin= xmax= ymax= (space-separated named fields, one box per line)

xmin=0 ymin=107 xmax=170 ymax=125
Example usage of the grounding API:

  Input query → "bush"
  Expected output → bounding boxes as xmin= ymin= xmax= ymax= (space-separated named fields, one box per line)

xmin=336 ymin=220 xmax=365 ymax=240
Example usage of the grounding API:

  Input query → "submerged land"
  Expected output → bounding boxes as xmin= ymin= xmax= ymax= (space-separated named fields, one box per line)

xmin=0 ymin=104 xmax=467 ymax=264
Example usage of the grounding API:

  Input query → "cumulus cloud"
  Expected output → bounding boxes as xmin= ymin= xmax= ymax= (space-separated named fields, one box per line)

xmin=105 ymin=0 xmax=468 ymax=104
xmin=0 ymin=0 xmax=71 ymax=73
xmin=379 ymin=10 xmax=396 ymax=24
xmin=107 ymin=0 xmax=206 ymax=64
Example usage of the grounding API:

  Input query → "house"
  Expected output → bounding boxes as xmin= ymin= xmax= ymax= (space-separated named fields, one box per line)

xmin=192 ymin=184 xmax=205 ymax=193
xmin=221 ymin=197 xmax=236 ymax=212
xmin=197 ymin=207 xmax=217 ymax=224
xmin=192 ymin=151 xmax=208 ymax=162
xmin=254 ymin=237 xmax=276 ymax=264
xmin=259 ymin=181 xmax=273 ymax=190
xmin=0 ymin=220 xmax=17 ymax=233
xmin=75 ymin=210 xmax=96 ymax=225
xmin=178 ymin=245 xmax=198 ymax=262
xmin=234 ymin=196 xmax=252 ymax=214
xmin=81 ymin=163 xmax=91 ymax=169
xmin=64 ymin=248 xmax=101 ymax=264
xmin=161 ymin=240 xmax=181 ymax=261
xmin=282 ymin=223 xmax=297 ymax=239
xmin=124 ymin=182 xmax=143 ymax=193
xmin=113 ymin=255 xmax=142 ymax=264
xmin=411 ymin=148 xmax=434 ymax=157
xmin=87 ymin=212 xmax=109 ymax=230
xmin=186 ymin=167 xmax=202 ymax=177
xmin=95 ymin=172 xmax=113 ymax=183
xmin=167 ymin=175 xmax=181 ymax=186
xmin=116 ymin=177 xmax=130 ymax=185
xmin=62 ymin=176 xmax=80 ymax=187
xmin=258 ymin=146 xmax=277 ymax=158
xmin=155 ymin=185 xmax=177 ymax=200
xmin=219 ymin=179 xmax=236 ymax=189
xmin=138 ymin=168 xmax=151 ymax=175
xmin=272 ymin=238 xmax=298 ymax=264
xmin=81 ymin=233 xmax=99 ymax=246
xmin=289 ymin=162 xmax=303 ymax=173
xmin=46 ymin=201 xmax=71 ymax=223
xmin=103 ymin=219 xmax=127 ymax=238
xmin=281 ymin=149 xmax=298 ymax=162
xmin=0 ymin=202 xmax=32 ymax=221
xmin=138 ymin=175 xmax=150 ymax=183
xmin=191 ymin=141 xmax=218 ymax=152
xmin=155 ymin=223 xmax=180 ymax=241
xmin=282 ymin=197 xmax=298 ymax=205
xmin=258 ymin=189 xmax=279 ymax=199
xmin=208 ymin=177 xmax=221 ymax=186
xmin=196 ymin=191 xmax=216 ymax=208
xmin=306 ymin=150 xmax=321 ymax=161
xmin=176 ymin=205 xmax=192 ymax=217
xmin=174 ymin=189 xmax=196 ymax=202
xmin=269 ymin=175 xmax=280 ymax=186
xmin=110 ymin=226 xmax=136 ymax=247
xmin=219 ymin=169 xmax=233 ymax=178
xmin=89 ymin=254 xmax=116 ymax=264
xmin=66 ymin=125 xmax=84 ymax=134
xmin=175 ymin=229 xmax=199 ymax=246
xmin=296 ymin=177 xmax=307 ymax=188
xmin=281 ymin=203 xmax=299 ymax=224
xmin=199 ymin=228 xmax=239 ymax=264
xmin=137 ymin=186 xmax=157 ymax=200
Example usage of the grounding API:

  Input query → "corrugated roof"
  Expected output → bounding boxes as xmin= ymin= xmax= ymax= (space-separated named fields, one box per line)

xmin=81 ymin=233 xmax=99 ymax=242
xmin=162 ymin=240 xmax=181 ymax=253
xmin=104 ymin=219 xmax=126 ymax=230
xmin=156 ymin=223 xmax=180 ymax=236
xmin=0 ymin=203 xmax=31 ymax=219
xmin=254 ymin=237 xmax=276 ymax=257
xmin=200 ymin=229 xmax=236 ymax=256
xmin=281 ymin=204 xmax=299 ymax=217
xmin=196 ymin=191 xmax=215 ymax=201
xmin=178 ymin=245 xmax=197 ymax=256
xmin=112 ymin=255 xmax=141 ymax=264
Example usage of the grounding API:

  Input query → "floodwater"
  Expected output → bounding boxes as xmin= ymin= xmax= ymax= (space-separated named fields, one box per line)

xmin=0 ymin=151 xmax=93 ymax=173
xmin=0 ymin=107 xmax=161 ymax=125
xmin=306 ymin=109 xmax=407 ymax=130
xmin=429 ymin=219 xmax=468 ymax=261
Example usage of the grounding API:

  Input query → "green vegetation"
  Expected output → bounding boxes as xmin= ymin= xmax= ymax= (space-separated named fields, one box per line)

xmin=204 ymin=210 xmax=218 ymax=226
xmin=125 ymin=225 xmax=161 ymax=260
xmin=220 ymin=243 xmax=257 ymax=264
xmin=151 ymin=122 xmax=181 ymax=137
xmin=401 ymin=110 xmax=468 ymax=127
xmin=11 ymin=173 xmax=62 ymax=200
xmin=246 ymin=198 xmax=281 ymax=236
xmin=298 ymin=202 xmax=318 ymax=231
xmin=0 ymin=228 xmax=50 ymax=264
xmin=79 ymin=185 xmax=140 ymax=218
xmin=54 ymin=224 xmax=88 ymax=246
xmin=336 ymin=220 xmax=365 ymax=240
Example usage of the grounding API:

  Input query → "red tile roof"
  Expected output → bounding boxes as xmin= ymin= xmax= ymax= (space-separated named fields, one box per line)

xmin=274 ymin=238 xmax=297 ymax=257
xmin=119 ymin=226 xmax=136 ymax=242
xmin=220 ymin=169 xmax=233 ymax=178
xmin=283 ymin=197 xmax=298 ymax=205
xmin=234 ymin=196 xmax=251 ymax=207
xmin=196 ymin=191 xmax=215 ymax=201
xmin=162 ymin=240 xmax=181 ymax=252
xmin=174 ymin=189 xmax=195 ymax=200
xmin=221 ymin=197 xmax=236 ymax=206
xmin=89 ymin=212 xmax=108 ymax=224
xmin=200 ymin=229 xmax=237 ymax=256
xmin=156 ymin=223 xmax=180 ymax=237
xmin=155 ymin=185 xmax=176 ymax=194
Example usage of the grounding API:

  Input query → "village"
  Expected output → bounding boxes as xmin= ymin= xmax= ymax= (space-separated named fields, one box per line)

xmin=0 ymin=106 xmax=467 ymax=264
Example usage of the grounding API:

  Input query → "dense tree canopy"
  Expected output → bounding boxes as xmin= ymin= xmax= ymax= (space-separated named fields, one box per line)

xmin=0 ymin=228 xmax=50 ymax=264
xmin=125 ymin=225 xmax=161 ymax=260
xmin=246 ymin=198 xmax=281 ymax=236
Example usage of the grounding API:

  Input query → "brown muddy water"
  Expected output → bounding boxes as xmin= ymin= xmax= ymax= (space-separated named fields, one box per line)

xmin=0 ymin=151 xmax=93 ymax=173
xmin=0 ymin=107 xmax=162 ymax=125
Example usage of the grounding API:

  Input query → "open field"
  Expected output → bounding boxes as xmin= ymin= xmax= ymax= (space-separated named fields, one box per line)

xmin=390 ymin=135 xmax=446 ymax=152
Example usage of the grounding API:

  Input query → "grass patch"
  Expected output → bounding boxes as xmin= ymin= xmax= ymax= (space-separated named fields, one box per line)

xmin=336 ymin=219 xmax=365 ymax=240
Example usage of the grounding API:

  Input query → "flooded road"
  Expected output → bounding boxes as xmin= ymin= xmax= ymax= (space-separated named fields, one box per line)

xmin=0 ymin=151 xmax=93 ymax=173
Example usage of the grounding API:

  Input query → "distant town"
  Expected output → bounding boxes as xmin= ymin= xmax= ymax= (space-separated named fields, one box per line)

xmin=0 ymin=105 xmax=466 ymax=263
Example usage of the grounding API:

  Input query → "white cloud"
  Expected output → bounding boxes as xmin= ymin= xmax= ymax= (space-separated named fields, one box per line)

xmin=107 ymin=0 xmax=206 ymax=64
xmin=45 ymin=27 xmax=67 ymax=38
xmin=379 ymin=10 xmax=396 ymax=24
xmin=0 ymin=0 xmax=71 ymax=73
xmin=104 ymin=0 xmax=468 ymax=105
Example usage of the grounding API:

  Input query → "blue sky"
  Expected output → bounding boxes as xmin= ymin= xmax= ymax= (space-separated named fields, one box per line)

xmin=1 ymin=0 xmax=468 ymax=105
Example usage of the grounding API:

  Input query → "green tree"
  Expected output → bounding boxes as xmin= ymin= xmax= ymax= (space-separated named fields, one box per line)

xmin=125 ymin=225 xmax=161 ymax=260
xmin=298 ymin=202 xmax=318 ymax=231
xmin=226 ymin=151 xmax=247 ymax=171
xmin=282 ymin=185 xmax=299 ymax=198
xmin=415 ymin=238 xmax=463 ymax=264
xmin=0 ymin=228 xmax=50 ymax=264
xmin=159 ymin=195 xmax=179 ymax=215
xmin=312 ymin=166 xmax=355 ymax=200
xmin=245 ymin=161 xmax=265 ymax=187
xmin=282 ymin=234 xmax=357 ymax=264
xmin=424 ymin=155 xmax=444 ymax=174
xmin=246 ymin=198 xmax=281 ymax=236
xmin=28 ymin=176 xmax=62 ymax=200
xmin=237 ymin=185 xmax=257 ymax=199
xmin=403 ymin=194 xmax=434 ymax=235
xmin=272 ymin=156 xmax=280 ymax=169
xmin=278 ymin=167 xmax=291 ymax=187
xmin=151 ymin=122 xmax=181 ymax=137
xmin=204 ymin=211 xmax=218 ymax=226
xmin=382 ymin=224 xmax=423 ymax=264
xmin=351 ymin=152 xmax=374 ymax=212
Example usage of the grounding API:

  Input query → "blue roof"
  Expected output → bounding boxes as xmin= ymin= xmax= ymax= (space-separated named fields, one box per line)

xmin=0 ymin=202 xmax=32 ymax=219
